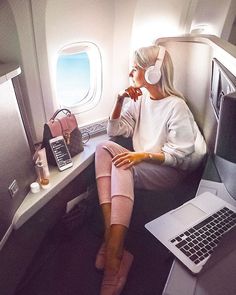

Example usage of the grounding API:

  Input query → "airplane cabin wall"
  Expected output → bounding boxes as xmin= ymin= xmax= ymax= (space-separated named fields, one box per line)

xmin=6 ymin=0 xmax=46 ymax=141
xmin=130 ymin=0 xmax=192 ymax=49
xmin=1 ymin=0 xmax=117 ymax=143
xmin=221 ymin=0 xmax=236 ymax=44
xmin=112 ymin=0 xmax=137 ymax=96
xmin=0 ymin=1 xmax=20 ymax=64
xmin=0 ymin=0 xmax=38 ymax=141
xmin=43 ymin=0 xmax=116 ymax=127
xmin=191 ymin=0 xmax=232 ymax=35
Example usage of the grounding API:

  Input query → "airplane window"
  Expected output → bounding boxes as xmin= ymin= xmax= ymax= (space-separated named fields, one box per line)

xmin=57 ymin=52 xmax=90 ymax=107
xmin=56 ymin=42 xmax=102 ymax=113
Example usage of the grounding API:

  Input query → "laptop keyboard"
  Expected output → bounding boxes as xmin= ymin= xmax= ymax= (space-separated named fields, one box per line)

xmin=170 ymin=207 xmax=236 ymax=265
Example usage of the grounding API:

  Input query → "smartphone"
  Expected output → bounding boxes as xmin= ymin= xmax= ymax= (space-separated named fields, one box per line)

xmin=49 ymin=135 xmax=73 ymax=171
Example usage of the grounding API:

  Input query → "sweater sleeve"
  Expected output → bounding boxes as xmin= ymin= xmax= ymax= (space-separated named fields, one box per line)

xmin=107 ymin=100 xmax=136 ymax=138
xmin=162 ymin=100 xmax=196 ymax=168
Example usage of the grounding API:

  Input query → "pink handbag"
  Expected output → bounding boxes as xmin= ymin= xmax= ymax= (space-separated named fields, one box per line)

xmin=42 ymin=109 xmax=85 ymax=165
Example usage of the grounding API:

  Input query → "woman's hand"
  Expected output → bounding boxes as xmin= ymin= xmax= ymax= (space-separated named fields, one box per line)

xmin=112 ymin=152 xmax=145 ymax=169
xmin=119 ymin=86 xmax=142 ymax=102
xmin=111 ymin=87 xmax=142 ymax=120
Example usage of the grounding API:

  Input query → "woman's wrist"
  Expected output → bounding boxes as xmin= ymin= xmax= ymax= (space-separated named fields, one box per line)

xmin=144 ymin=152 xmax=153 ymax=160
xmin=143 ymin=152 xmax=164 ymax=164
xmin=110 ymin=95 xmax=124 ymax=119
xmin=117 ymin=94 xmax=125 ymax=104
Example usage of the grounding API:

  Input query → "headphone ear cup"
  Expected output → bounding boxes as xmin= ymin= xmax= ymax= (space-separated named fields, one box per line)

xmin=145 ymin=65 xmax=161 ymax=84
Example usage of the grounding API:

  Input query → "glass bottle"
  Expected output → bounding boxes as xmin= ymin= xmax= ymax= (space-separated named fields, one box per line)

xmin=36 ymin=160 xmax=49 ymax=187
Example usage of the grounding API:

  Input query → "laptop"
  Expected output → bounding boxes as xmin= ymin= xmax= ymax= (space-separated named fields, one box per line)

xmin=145 ymin=192 xmax=236 ymax=274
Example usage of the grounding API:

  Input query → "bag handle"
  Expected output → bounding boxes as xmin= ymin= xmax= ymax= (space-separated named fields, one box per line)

xmin=50 ymin=108 xmax=71 ymax=121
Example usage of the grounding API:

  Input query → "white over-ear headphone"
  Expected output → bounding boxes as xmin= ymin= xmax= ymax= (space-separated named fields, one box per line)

xmin=145 ymin=46 xmax=166 ymax=85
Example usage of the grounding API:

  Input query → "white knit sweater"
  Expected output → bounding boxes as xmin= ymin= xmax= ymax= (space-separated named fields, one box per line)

xmin=107 ymin=91 xmax=206 ymax=170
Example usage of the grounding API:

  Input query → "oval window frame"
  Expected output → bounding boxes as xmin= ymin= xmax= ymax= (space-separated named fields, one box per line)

xmin=56 ymin=41 xmax=102 ymax=113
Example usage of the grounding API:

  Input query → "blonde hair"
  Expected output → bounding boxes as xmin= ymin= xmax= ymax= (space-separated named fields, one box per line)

xmin=134 ymin=45 xmax=185 ymax=99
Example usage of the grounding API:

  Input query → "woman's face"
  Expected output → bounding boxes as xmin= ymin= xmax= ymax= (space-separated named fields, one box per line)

xmin=129 ymin=64 xmax=146 ymax=88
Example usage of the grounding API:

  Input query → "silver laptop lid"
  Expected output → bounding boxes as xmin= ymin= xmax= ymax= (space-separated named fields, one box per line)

xmin=145 ymin=192 xmax=236 ymax=274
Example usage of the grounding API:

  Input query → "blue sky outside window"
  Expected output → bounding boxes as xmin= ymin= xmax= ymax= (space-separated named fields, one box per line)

xmin=56 ymin=52 xmax=90 ymax=107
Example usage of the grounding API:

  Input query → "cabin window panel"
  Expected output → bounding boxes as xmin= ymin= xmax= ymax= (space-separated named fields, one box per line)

xmin=56 ymin=42 xmax=102 ymax=113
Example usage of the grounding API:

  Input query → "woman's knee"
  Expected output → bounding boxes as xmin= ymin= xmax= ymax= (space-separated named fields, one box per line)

xmin=96 ymin=140 xmax=127 ymax=158
xmin=96 ymin=141 xmax=110 ymax=153
xmin=95 ymin=142 xmax=113 ymax=177
xmin=95 ymin=141 xmax=114 ymax=162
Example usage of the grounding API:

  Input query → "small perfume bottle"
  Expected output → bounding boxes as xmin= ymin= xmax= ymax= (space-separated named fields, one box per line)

xmin=36 ymin=160 xmax=49 ymax=187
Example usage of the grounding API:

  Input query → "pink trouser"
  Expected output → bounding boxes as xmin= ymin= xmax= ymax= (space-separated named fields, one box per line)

xmin=95 ymin=141 xmax=186 ymax=228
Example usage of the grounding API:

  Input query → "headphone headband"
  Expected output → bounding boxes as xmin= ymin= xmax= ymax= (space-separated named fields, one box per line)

xmin=155 ymin=46 xmax=165 ymax=68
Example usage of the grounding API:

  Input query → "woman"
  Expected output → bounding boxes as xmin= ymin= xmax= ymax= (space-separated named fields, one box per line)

xmin=95 ymin=45 xmax=206 ymax=295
